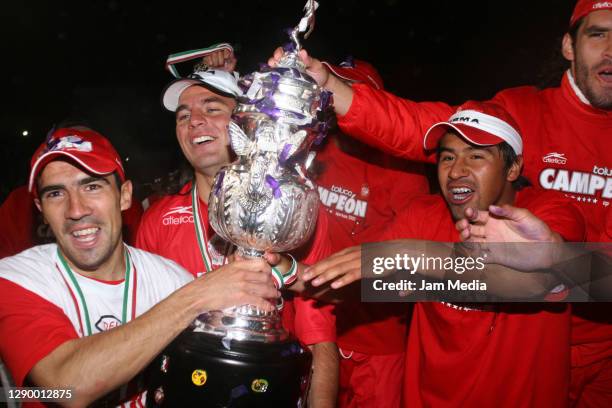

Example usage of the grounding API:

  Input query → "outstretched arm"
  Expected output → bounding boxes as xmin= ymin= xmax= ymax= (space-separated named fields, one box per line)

xmin=27 ymin=259 xmax=278 ymax=407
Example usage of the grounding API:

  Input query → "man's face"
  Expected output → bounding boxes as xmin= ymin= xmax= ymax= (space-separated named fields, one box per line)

xmin=437 ymin=132 xmax=516 ymax=220
xmin=35 ymin=160 xmax=132 ymax=272
xmin=175 ymin=85 xmax=237 ymax=175
xmin=564 ymin=10 xmax=612 ymax=110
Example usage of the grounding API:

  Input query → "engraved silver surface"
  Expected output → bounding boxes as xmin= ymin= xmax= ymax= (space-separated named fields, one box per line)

xmin=198 ymin=0 xmax=331 ymax=343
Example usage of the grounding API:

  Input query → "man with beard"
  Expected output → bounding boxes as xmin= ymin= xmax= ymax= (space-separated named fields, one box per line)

xmin=136 ymin=57 xmax=338 ymax=407
xmin=0 ymin=127 xmax=279 ymax=407
xmin=269 ymin=0 xmax=612 ymax=404
xmin=302 ymin=102 xmax=586 ymax=407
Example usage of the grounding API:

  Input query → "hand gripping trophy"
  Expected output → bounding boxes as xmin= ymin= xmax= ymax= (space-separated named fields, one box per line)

xmin=146 ymin=1 xmax=332 ymax=406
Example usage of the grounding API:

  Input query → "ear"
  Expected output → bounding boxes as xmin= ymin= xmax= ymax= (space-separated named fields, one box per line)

xmin=34 ymin=198 xmax=42 ymax=212
xmin=119 ymin=180 xmax=133 ymax=212
xmin=506 ymin=155 xmax=523 ymax=183
xmin=562 ymin=33 xmax=575 ymax=62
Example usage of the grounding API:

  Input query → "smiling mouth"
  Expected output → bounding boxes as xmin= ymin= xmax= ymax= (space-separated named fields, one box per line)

xmin=448 ymin=187 xmax=475 ymax=203
xmin=71 ymin=227 xmax=100 ymax=243
xmin=193 ymin=136 xmax=215 ymax=145
xmin=598 ymin=69 xmax=612 ymax=83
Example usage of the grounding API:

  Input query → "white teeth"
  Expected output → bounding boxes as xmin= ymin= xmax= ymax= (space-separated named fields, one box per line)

xmin=193 ymin=136 xmax=214 ymax=144
xmin=451 ymin=187 xmax=473 ymax=194
xmin=72 ymin=228 xmax=98 ymax=237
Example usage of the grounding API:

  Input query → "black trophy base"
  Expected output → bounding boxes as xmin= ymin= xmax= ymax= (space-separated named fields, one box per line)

xmin=145 ymin=329 xmax=312 ymax=407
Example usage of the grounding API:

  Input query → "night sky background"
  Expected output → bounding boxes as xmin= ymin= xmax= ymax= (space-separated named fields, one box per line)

xmin=2 ymin=0 xmax=577 ymax=202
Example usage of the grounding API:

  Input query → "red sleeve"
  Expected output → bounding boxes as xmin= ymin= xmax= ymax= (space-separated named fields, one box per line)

xmin=0 ymin=279 xmax=78 ymax=386
xmin=337 ymin=83 xmax=454 ymax=163
xmin=294 ymin=207 xmax=333 ymax=265
xmin=290 ymin=209 xmax=335 ymax=344
xmin=518 ymin=189 xmax=586 ymax=242
xmin=122 ymin=199 xmax=144 ymax=246
xmin=0 ymin=186 xmax=36 ymax=258
xmin=134 ymin=207 xmax=159 ymax=253
xmin=293 ymin=297 xmax=336 ymax=345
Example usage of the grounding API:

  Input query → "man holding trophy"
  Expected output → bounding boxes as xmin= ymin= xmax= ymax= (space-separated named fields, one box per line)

xmin=136 ymin=2 xmax=339 ymax=406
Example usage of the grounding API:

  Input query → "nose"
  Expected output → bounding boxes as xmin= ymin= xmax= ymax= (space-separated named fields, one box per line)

xmin=448 ymin=157 xmax=469 ymax=180
xmin=189 ymin=109 xmax=208 ymax=127
xmin=605 ymin=35 xmax=612 ymax=57
xmin=66 ymin=191 xmax=92 ymax=220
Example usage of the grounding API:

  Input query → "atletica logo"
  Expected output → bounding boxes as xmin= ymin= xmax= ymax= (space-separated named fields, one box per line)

xmin=162 ymin=206 xmax=194 ymax=226
xmin=542 ymin=152 xmax=567 ymax=165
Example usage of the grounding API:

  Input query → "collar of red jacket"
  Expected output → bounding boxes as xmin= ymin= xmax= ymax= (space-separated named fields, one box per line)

xmin=561 ymin=70 xmax=612 ymax=120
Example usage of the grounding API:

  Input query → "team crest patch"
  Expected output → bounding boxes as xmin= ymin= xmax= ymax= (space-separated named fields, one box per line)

xmin=46 ymin=135 xmax=93 ymax=153
xmin=95 ymin=315 xmax=121 ymax=332
xmin=360 ymin=184 xmax=370 ymax=197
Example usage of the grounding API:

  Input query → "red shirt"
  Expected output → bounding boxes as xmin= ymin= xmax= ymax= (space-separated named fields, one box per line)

xmin=314 ymin=139 xmax=428 ymax=354
xmin=384 ymin=188 xmax=584 ymax=407
xmin=338 ymin=71 xmax=612 ymax=353
xmin=136 ymin=182 xmax=335 ymax=345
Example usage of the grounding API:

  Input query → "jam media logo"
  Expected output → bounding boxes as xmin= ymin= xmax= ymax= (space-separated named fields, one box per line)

xmin=162 ymin=206 xmax=194 ymax=226
xmin=542 ymin=152 xmax=567 ymax=165
xmin=95 ymin=315 xmax=121 ymax=332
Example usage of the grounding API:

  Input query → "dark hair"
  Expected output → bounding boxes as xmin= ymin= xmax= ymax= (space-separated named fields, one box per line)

xmin=496 ymin=142 xmax=531 ymax=190
xmin=569 ymin=17 xmax=584 ymax=45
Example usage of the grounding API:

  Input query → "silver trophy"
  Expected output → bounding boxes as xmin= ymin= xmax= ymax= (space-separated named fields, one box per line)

xmin=200 ymin=0 xmax=331 ymax=343
xmin=146 ymin=3 xmax=330 ymax=406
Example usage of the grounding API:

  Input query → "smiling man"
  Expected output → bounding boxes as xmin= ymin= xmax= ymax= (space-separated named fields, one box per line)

xmin=136 ymin=64 xmax=338 ymax=407
xmin=303 ymin=102 xmax=586 ymax=407
xmin=0 ymin=127 xmax=279 ymax=407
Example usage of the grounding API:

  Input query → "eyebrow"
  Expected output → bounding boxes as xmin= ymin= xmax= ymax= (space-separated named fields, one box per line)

xmin=175 ymin=96 xmax=228 ymax=117
xmin=38 ymin=176 xmax=110 ymax=197
xmin=438 ymin=145 xmax=496 ymax=155
xmin=79 ymin=176 xmax=111 ymax=186
xmin=584 ymin=25 xmax=611 ymax=34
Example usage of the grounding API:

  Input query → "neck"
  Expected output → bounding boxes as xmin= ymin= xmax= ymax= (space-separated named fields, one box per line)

xmin=497 ymin=184 xmax=517 ymax=208
xmin=194 ymin=171 xmax=216 ymax=204
xmin=61 ymin=241 xmax=126 ymax=281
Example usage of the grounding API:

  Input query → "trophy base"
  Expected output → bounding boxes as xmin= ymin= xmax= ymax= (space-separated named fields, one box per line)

xmin=145 ymin=330 xmax=312 ymax=407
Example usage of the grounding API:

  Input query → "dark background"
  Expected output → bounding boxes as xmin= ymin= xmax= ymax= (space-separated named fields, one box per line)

xmin=1 ymin=0 xmax=576 ymax=202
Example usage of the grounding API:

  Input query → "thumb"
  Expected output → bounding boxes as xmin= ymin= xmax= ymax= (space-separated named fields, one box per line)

xmin=489 ymin=204 xmax=523 ymax=221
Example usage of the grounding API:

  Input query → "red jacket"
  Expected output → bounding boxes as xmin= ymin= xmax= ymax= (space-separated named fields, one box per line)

xmin=338 ymin=71 xmax=612 ymax=357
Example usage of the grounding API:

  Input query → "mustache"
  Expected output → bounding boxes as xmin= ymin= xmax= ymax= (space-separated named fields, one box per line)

xmin=593 ymin=58 xmax=612 ymax=71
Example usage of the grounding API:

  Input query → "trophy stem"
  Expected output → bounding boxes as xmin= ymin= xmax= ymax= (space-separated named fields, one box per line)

xmin=237 ymin=247 xmax=265 ymax=258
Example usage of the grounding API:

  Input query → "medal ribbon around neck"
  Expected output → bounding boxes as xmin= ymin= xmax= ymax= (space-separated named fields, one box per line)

xmin=192 ymin=183 xmax=223 ymax=274
xmin=56 ymin=247 xmax=136 ymax=336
